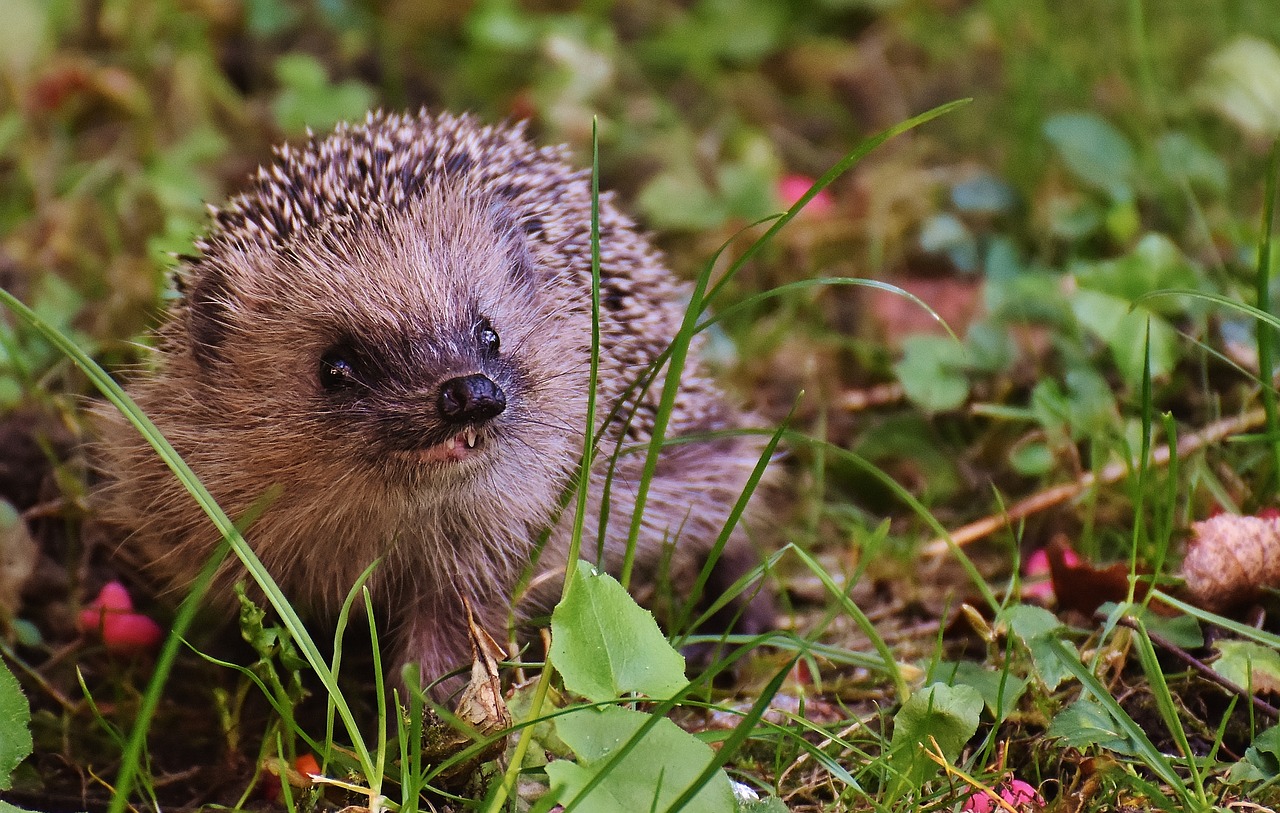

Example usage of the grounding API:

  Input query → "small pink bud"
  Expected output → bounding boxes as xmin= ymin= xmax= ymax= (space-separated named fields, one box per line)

xmin=962 ymin=790 xmax=997 ymax=813
xmin=100 ymin=613 xmax=164 ymax=655
xmin=78 ymin=581 xmax=163 ymax=655
xmin=90 ymin=581 xmax=134 ymax=612
xmin=778 ymin=174 xmax=834 ymax=215
xmin=963 ymin=778 xmax=1045 ymax=812
xmin=1000 ymin=779 xmax=1043 ymax=807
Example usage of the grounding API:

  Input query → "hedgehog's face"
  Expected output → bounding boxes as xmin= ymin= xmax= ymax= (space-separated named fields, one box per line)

xmin=180 ymin=190 xmax=588 ymax=508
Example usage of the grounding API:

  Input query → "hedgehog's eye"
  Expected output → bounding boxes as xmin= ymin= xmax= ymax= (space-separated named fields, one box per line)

xmin=475 ymin=318 xmax=500 ymax=358
xmin=319 ymin=347 xmax=359 ymax=392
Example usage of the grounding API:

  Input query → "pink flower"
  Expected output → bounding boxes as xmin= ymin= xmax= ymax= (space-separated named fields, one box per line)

xmin=78 ymin=580 xmax=164 ymax=655
xmin=1021 ymin=545 xmax=1082 ymax=602
xmin=1021 ymin=549 xmax=1054 ymax=601
xmin=778 ymin=174 xmax=835 ymax=216
xmin=963 ymin=778 xmax=1045 ymax=812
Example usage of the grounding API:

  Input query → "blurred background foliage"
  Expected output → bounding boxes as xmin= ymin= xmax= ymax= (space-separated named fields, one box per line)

xmin=2 ymin=0 xmax=1280 ymax=553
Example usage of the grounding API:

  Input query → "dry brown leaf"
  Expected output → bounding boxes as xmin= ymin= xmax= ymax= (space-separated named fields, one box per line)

xmin=456 ymin=598 xmax=513 ymax=736
xmin=0 ymin=499 xmax=37 ymax=620
xmin=1047 ymin=536 xmax=1145 ymax=617
xmin=419 ymin=599 xmax=513 ymax=788
xmin=1183 ymin=513 xmax=1280 ymax=611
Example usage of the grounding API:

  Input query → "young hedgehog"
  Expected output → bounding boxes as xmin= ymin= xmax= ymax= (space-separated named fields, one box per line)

xmin=96 ymin=110 xmax=771 ymax=695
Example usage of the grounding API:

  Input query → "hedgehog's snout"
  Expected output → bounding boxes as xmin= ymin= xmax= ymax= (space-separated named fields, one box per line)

xmin=437 ymin=373 xmax=506 ymax=426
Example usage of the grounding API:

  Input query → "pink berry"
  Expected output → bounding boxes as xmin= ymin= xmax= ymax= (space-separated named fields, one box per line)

xmin=90 ymin=581 xmax=134 ymax=612
xmin=78 ymin=581 xmax=163 ymax=655
xmin=100 ymin=613 xmax=164 ymax=655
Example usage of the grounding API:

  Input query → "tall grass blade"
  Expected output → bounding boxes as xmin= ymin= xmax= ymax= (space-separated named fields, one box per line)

xmin=622 ymin=99 xmax=971 ymax=584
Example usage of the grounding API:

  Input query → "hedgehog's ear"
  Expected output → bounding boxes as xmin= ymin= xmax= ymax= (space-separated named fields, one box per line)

xmin=488 ymin=200 xmax=539 ymax=290
xmin=185 ymin=265 xmax=235 ymax=369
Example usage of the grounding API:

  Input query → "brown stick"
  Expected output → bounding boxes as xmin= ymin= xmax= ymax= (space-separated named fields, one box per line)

xmin=1113 ymin=614 xmax=1279 ymax=721
xmin=923 ymin=407 xmax=1268 ymax=557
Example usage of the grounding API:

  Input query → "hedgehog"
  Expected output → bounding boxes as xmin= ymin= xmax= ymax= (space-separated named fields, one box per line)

xmin=95 ymin=110 xmax=772 ymax=697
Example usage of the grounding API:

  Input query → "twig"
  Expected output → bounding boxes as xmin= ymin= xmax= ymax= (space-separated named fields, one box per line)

xmin=923 ymin=408 xmax=1267 ymax=557
xmin=836 ymin=382 xmax=904 ymax=412
xmin=1113 ymin=615 xmax=1279 ymax=722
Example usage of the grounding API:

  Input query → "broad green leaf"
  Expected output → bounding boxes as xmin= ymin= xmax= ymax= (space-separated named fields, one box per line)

xmin=694 ymin=0 xmax=788 ymax=63
xmin=737 ymin=794 xmax=789 ymax=813
xmin=1069 ymin=288 xmax=1178 ymax=384
xmin=271 ymin=53 xmax=377 ymax=134
xmin=1157 ymin=132 xmax=1228 ymax=193
xmin=1226 ymin=725 xmax=1280 ymax=784
xmin=1009 ymin=441 xmax=1054 ymax=476
xmin=546 ymin=705 xmax=734 ymax=813
xmin=1046 ymin=697 xmax=1139 ymax=755
xmin=888 ymin=683 xmax=982 ymax=792
xmin=550 ymin=560 xmax=687 ymax=702
xmin=0 ymin=659 xmax=32 ymax=789
xmin=999 ymin=605 xmax=1077 ymax=690
xmin=1073 ymin=233 xmax=1201 ymax=308
xmin=1212 ymin=641 xmax=1280 ymax=696
xmin=636 ymin=169 xmax=728 ymax=231
xmin=1043 ymin=112 xmax=1136 ymax=202
xmin=929 ymin=660 xmax=1027 ymax=724
xmin=894 ymin=335 xmax=969 ymax=412
xmin=466 ymin=0 xmax=543 ymax=50
xmin=1030 ymin=369 xmax=1118 ymax=441
xmin=1097 ymin=602 xmax=1203 ymax=649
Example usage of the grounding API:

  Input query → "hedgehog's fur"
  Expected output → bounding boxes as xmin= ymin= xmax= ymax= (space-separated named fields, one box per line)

xmin=96 ymin=110 xmax=770 ymax=694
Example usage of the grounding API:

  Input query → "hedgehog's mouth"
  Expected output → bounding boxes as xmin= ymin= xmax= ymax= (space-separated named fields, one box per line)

xmin=413 ymin=427 xmax=484 ymax=464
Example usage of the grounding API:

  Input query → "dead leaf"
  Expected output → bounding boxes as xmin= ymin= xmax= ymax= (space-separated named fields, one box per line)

xmin=1046 ymin=536 xmax=1145 ymax=616
xmin=0 ymin=499 xmax=37 ymax=621
xmin=1183 ymin=513 xmax=1280 ymax=611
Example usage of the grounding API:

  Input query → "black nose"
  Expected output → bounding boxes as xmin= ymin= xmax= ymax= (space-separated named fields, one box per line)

xmin=437 ymin=374 xmax=506 ymax=425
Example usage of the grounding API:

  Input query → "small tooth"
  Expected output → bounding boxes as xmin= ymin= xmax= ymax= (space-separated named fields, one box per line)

xmin=465 ymin=429 xmax=477 ymax=448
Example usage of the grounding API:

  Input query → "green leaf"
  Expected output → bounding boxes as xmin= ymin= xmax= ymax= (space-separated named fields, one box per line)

xmin=467 ymin=0 xmax=544 ymax=50
xmin=1212 ymin=641 xmax=1280 ymax=695
xmin=1156 ymin=132 xmax=1228 ymax=193
xmin=738 ymin=795 xmax=789 ymax=813
xmin=1073 ymin=233 xmax=1201 ymax=307
xmin=1097 ymin=602 xmax=1203 ymax=649
xmin=888 ymin=683 xmax=982 ymax=792
xmin=635 ymin=169 xmax=728 ymax=231
xmin=1046 ymin=697 xmax=1139 ymax=755
xmin=999 ymin=605 xmax=1077 ymax=690
xmin=1009 ymin=441 xmax=1054 ymax=476
xmin=243 ymin=0 xmax=301 ymax=36
xmin=550 ymin=560 xmax=688 ymax=702
xmin=1226 ymin=725 xmax=1280 ymax=784
xmin=694 ymin=0 xmax=788 ymax=63
xmin=894 ymin=335 xmax=969 ymax=412
xmin=546 ymin=705 xmax=735 ymax=813
xmin=0 ymin=659 xmax=32 ymax=789
xmin=271 ymin=53 xmax=376 ymax=134
xmin=929 ymin=661 xmax=1027 ymax=724
xmin=1043 ymin=112 xmax=1137 ymax=202
xmin=1069 ymin=288 xmax=1178 ymax=384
